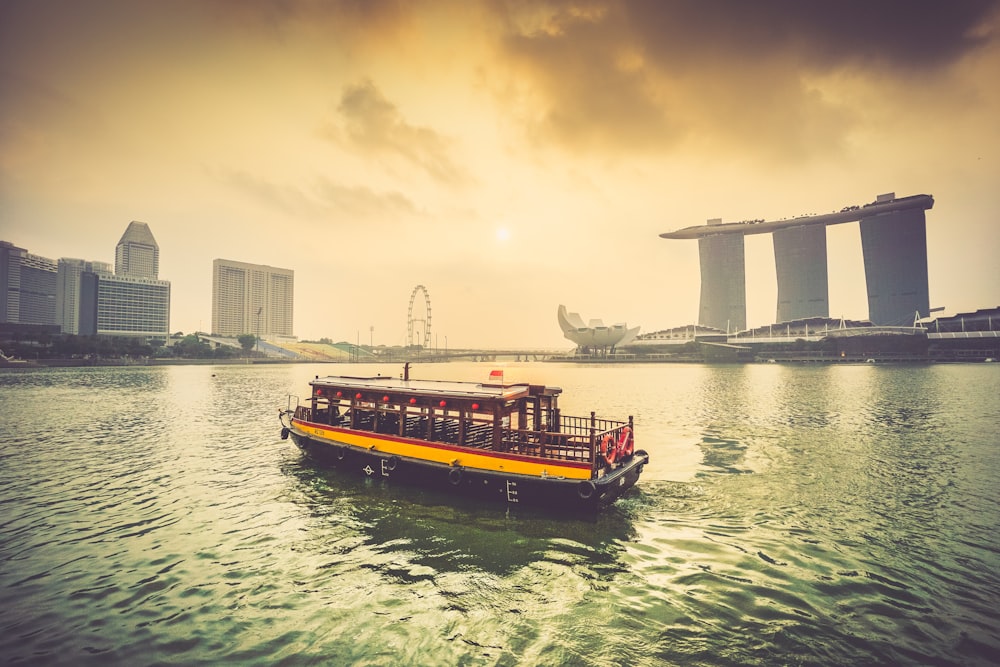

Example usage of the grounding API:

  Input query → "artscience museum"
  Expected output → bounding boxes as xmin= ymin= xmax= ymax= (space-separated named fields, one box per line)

xmin=557 ymin=305 xmax=639 ymax=353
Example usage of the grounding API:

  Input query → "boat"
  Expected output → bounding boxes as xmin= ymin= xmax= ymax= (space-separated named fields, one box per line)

xmin=278 ymin=365 xmax=649 ymax=511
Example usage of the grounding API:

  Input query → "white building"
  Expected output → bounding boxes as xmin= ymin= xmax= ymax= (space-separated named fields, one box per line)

xmin=96 ymin=222 xmax=170 ymax=342
xmin=212 ymin=259 xmax=294 ymax=338
xmin=115 ymin=221 xmax=159 ymax=279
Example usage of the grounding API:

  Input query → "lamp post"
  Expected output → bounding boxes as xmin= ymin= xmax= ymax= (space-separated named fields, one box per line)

xmin=256 ymin=307 xmax=262 ymax=356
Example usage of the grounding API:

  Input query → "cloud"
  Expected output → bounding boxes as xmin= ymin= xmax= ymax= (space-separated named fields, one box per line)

xmin=323 ymin=78 xmax=471 ymax=185
xmin=217 ymin=168 xmax=422 ymax=223
xmin=489 ymin=0 xmax=1000 ymax=160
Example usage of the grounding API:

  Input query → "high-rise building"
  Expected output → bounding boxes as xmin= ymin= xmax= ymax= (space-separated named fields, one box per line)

xmin=96 ymin=222 xmax=170 ymax=342
xmin=661 ymin=193 xmax=934 ymax=330
xmin=57 ymin=259 xmax=111 ymax=335
xmin=773 ymin=224 xmax=829 ymax=323
xmin=860 ymin=203 xmax=930 ymax=326
xmin=1 ymin=240 xmax=58 ymax=326
xmin=3 ymin=222 xmax=169 ymax=342
xmin=95 ymin=270 xmax=171 ymax=340
xmin=697 ymin=220 xmax=746 ymax=332
xmin=212 ymin=259 xmax=294 ymax=338
xmin=115 ymin=221 xmax=159 ymax=279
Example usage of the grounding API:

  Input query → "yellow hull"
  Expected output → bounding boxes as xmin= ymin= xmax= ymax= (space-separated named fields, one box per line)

xmin=293 ymin=419 xmax=593 ymax=481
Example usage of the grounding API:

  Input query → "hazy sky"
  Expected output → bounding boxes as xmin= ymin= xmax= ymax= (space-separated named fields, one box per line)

xmin=2 ymin=0 xmax=998 ymax=349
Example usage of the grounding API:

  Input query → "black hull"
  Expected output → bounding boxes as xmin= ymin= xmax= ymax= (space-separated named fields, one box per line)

xmin=286 ymin=430 xmax=648 ymax=512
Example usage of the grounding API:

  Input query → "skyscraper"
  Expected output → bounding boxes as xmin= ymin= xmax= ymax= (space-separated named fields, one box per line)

xmin=661 ymin=193 xmax=934 ymax=330
xmin=1 ymin=240 xmax=58 ymax=326
xmin=212 ymin=259 xmax=294 ymax=338
xmin=697 ymin=220 xmax=746 ymax=332
xmin=773 ymin=224 xmax=829 ymax=323
xmin=96 ymin=222 xmax=170 ymax=342
xmin=56 ymin=258 xmax=87 ymax=335
xmin=859 ymin=201 xmax=930 ymax=326
xmin=115 ymin=221 xmax=159 ymax=279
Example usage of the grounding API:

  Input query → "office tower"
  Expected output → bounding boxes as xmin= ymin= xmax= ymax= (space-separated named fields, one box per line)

xmin=1 ymin=240 xmax=58 ymax=326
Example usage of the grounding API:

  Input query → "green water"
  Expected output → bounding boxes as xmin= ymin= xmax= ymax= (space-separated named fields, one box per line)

xmin=1 ymin=362 xmax=997 ymax=665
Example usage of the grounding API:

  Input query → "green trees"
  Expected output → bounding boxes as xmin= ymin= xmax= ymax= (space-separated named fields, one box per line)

xmin=237 ymin=334 xmax=257 ymax=355
xmin=170 ymin=334 xmax=238 ymax=358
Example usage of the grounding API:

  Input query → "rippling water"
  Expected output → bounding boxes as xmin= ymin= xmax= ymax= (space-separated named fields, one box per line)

xmin=1 ymin=362 xmax=998 ymax=665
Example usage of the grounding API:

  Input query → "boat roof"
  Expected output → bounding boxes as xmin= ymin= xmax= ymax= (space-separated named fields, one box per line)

xmin=310 ymin=375 xmax=559 ymax=402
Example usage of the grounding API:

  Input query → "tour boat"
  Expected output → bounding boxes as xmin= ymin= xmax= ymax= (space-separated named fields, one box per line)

xmin=278 ymin=365 xmax=649 ymax=511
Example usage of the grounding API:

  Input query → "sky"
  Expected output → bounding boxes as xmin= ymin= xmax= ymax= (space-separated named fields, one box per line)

xmin=2 ymin=0 xmax=999 ymax=350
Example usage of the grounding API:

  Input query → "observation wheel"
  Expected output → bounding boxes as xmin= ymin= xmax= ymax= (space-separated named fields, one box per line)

xmin=407 ymin=285 xmax=432 ymax=348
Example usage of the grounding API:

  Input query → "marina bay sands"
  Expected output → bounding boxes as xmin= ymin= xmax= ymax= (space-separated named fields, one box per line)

xmin=660 ymin=192 xmax=935 ymax=331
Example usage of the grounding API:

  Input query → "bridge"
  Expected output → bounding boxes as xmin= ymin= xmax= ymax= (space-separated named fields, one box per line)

xmin=377 ymin=348 xmax=566 ymax=363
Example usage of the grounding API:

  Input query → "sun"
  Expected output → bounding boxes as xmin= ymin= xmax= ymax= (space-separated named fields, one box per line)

xmin=495 ymin=227 xmax=510 ymax=242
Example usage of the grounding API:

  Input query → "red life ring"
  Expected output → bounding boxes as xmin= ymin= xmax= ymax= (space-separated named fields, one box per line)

xmin=600 ymin=433 xmax=617 ymax=466
xmin=617 ymin=427 xmax=634 ymax=458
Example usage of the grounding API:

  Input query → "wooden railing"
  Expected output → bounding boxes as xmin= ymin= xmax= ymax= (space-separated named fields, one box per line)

xmin=294 ymin=405 xmax=633 ymax=470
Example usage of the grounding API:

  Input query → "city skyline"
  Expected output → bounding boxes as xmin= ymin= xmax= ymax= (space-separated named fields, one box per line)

xmin=1 ymin=221 xmax=170 ymax=340
xmin=2 ymin=1 xmax=998 ymax=348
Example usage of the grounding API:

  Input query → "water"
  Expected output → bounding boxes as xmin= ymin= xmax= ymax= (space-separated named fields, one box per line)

xmin=1 ymin=361 xmax=998 ymax=666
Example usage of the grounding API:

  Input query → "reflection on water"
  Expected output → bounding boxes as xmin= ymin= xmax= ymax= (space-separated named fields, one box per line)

xmin=280 ymin=459 xmax=641 ymax=578
xmin=1 ymin=362 xmax=998 ymax=665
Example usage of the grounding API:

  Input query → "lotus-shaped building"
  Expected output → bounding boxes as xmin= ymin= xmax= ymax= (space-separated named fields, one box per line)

xmin=557 ymin=305 xmax=640 ymax=351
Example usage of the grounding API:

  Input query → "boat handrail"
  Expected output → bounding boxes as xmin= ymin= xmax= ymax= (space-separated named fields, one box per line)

xmin=291 ymin=401 xmax=633 ymax=470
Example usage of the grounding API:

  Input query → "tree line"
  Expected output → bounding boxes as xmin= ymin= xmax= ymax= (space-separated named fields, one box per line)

xmin=1 ymin=332 xmax=261 ymax=360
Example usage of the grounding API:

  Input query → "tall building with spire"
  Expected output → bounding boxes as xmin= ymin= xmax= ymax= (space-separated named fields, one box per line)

xmin=115 ymin=221 xmax=159 ymax=279
xmin=95 ymin=221 xmax=170 ymax=342
xmin=3 ymin=222 xmax=169 ymax=342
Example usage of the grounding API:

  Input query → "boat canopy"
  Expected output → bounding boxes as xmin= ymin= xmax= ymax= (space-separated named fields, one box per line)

xmin=308 ymin=375 xmax=560 ymax=404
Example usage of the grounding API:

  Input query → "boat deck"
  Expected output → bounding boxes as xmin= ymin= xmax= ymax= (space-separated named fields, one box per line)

xmin=294 ymin=373 xmax=633 ymax=470
xmin=292 ymin=405 xmax=618 ymax=465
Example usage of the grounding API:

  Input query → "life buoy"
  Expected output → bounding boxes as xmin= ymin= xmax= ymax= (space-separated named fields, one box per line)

xmin=600 ymin=434 xmax=617 ymax=466
xmin=448 ymin=467 xmax=463 ymax=486
xmin=617 ymin=427 xmax=633 ymax=458
xmin=577 ymin=480 xmax=596 ymax=500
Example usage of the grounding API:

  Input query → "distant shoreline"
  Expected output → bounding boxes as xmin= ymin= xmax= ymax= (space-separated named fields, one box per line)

xmin=3 ymin=355 xmax=995 ymax=369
